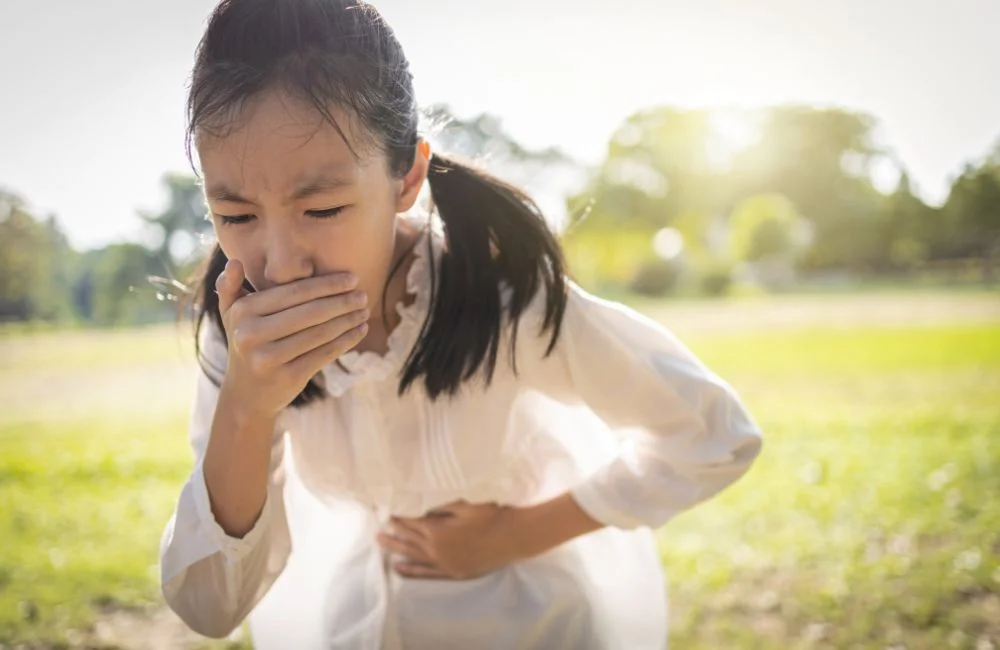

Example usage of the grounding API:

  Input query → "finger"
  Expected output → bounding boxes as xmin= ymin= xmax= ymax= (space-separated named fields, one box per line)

xmin=266 ymin=308 xmax=370 ymax=365
xmin=252 ymin=290 xmax=369 ymax=342
xmin=241 ymin=272 xmax=359 ymax=317
xmin=376 ymin=532 xmax=433 ymax=564
xmin=390 ymin=516 xmax=429 ymax=539
xmin=394 ymin=562 xmax=451 ymax=580
xmin=286 ymin=321 xmax=369 ymax=377
xmin=216 ymin=259 xmax=249 ymax=316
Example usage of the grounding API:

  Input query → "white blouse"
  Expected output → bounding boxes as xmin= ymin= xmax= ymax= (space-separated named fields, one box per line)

xmin=159 ymin=229 xmax=763 ymax=650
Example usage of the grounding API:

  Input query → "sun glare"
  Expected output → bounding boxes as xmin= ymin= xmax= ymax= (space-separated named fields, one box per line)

xmin=706 ymin=110 xmax=761 ymax=169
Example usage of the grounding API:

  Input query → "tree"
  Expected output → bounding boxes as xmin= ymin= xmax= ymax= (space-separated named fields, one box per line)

xmin=0 ymin=191 xmax=74 ymax=321
xmin=728 ymin=194 xmax=808 ymax=263
xmin=942 ymin=148 xmax=1000 ymax=281
xmin=561 ymin=107 xmax=731 ymax=289
xmin=564 ymin=105 xmax=900 ymax=290
xmin=732 ymin=106 xmax=887 ymax=270
xmin=82 ymin=243 xmax=170 ymax=325
xmin=566 ymin=107 xmax=726 ymax=232
xmin=0 ymin=191 xmax=44 ymax=320
xmin=870 ymin=171 xmax=941 ymax=271
xmin=140 ymin=173 xmax=211 ymax=274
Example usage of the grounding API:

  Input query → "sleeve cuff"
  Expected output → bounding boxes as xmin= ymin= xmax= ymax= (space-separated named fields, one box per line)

xmin=190 ymin=458 xmax=273 ymax=563
xmin=570 ymin=470 xmax=653 ymax=531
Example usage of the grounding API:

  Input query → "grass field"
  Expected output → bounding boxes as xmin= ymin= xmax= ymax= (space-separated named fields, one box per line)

xmin=1 ymin=290 xmax=998 ymax=649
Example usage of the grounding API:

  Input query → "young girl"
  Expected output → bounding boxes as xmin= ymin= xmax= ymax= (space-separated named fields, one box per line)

xmin=159 ymin=1 xmax=763 ymax=648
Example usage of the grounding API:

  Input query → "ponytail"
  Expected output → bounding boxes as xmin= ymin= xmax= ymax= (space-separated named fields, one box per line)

xmin=399 ymin=153 xmax=568 ymax=399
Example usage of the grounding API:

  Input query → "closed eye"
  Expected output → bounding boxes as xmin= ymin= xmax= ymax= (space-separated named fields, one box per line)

xmin=217 ymin=213 xmax=255 ymax=225
xmin=307 ymin=206 xmax=347 ymax=219
xmin=214 ymin=207 xmax=345 ymax=224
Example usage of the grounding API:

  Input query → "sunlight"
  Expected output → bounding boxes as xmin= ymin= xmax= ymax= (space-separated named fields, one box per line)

xmin=653 ymin=227 xmax=685 ymax=260
xmin=706 ymin=109 xmax=761 ymax=169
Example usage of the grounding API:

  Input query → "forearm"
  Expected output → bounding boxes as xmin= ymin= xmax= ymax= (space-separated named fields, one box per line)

xmin=202 ymin=383 xmax=276 ymax=538
xmin=512 ymin=491 xmax=605 ymax=560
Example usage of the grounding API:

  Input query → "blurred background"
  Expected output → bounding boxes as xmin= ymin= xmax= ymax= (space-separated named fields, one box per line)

xmin=1 ymin=0 xmax=998 ymax=648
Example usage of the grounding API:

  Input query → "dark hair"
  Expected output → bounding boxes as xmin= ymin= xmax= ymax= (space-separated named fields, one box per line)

xmin=189 ymin=0 xmax=567 ymax=403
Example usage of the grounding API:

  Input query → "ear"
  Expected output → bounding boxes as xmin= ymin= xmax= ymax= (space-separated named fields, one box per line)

xmin=396 ymin=139 xmax=431 ymax=213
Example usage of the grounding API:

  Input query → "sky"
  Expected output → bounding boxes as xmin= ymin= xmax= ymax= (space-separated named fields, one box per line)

xmin=1 ymin=0 xmax=998 ymax=250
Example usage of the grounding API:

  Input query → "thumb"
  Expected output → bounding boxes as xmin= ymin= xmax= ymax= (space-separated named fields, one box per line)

xmin=216 ymin=259 xmax=249 ymax=315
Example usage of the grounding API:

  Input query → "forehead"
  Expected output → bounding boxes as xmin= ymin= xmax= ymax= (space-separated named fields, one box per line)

xmin=195 ymin=91 xmax=377 ymax=192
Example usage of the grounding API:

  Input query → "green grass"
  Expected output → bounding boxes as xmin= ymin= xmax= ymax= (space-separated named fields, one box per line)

xmin=0 ymin=323 xmax=197 ymax=372
xmin=1 ymin=298 xmax=998 ymax=648
xmin=0 ymin=416 xmax=192 ymax=646
xmin=0 ymin=324 xmax=239 ymax=649
xmin=661 ymin=324 xmax=1000 ymax=649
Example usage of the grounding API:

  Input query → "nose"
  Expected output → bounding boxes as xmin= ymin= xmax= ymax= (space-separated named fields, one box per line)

xmin=263 ymin=223 xmax=315 ymax=286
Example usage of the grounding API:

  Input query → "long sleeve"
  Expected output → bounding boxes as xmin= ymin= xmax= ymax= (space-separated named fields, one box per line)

xmin=159 ymin=321 xmax=292 ymax=638
xmin=526 ymin=282 xmax=763 ymax=530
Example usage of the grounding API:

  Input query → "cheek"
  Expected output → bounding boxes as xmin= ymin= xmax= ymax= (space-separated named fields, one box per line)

xmin=213 ymin=225 xmax=266 ymax=287
xmin=312 ymin=214 xmax=396 ymax=295
xmin=312 ymin=240 xmax=359 ymax=275
xmin=214 ymin=227 xmax=236 ymax=259
xmin=312 ymin=224 xmax=381 ymax=278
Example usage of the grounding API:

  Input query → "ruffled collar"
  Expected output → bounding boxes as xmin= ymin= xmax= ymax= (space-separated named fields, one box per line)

xmin=320 ymin=225 xmax=438 ymax=397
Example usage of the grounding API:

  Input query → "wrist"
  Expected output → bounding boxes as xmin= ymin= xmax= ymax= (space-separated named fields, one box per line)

xmin=504 ymin=504 xmax=539 ymax=562
xmin=218 ymin=378 xmax=281 ymax=426
xmin=507 ymin=492 xmax=605 ymax=561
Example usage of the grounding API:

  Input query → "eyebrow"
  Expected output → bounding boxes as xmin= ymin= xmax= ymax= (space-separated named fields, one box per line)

xmin=206 ymin=173 xmax=355 ymax=204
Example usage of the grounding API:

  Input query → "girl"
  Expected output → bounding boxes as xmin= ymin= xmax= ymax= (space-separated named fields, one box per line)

xmin=159 ymin=1 xmax=763 ymax=648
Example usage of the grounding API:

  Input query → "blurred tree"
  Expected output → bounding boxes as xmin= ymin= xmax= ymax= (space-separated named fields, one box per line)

xmin=140 ymin=173 xmax=210 ymax=273
xmin=0 ymin=191 xmax=74 ymax=321
xmin=732 ymin=106 xmax=886 ymax=270
xmin=942 ymin=145 xmax=1000 ymax=281
xmin=81 ymin=243 xmax=170 ymax=325
xmin=0 ymin=190 xmax=45 ymax=320
xmin=728 ymin=194 xmax=807 ymax=263
xmin=566 ymin=104 xmax=943 ymax=291
xmin=562 ymin=108 xmax=727 ymax=289
xmin=628 ymin=258 xmax=683 ymax=296
xmin=872 ymin=171 xmax=942 ymax=271
xmin=566 ymin=107 xmax=724 ymax=231
xmin=725 ymin=194 xmax=809 ymax=290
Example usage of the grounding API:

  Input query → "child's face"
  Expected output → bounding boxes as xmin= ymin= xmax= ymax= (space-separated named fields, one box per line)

xmin=198 ymin=90 xmax=426 ymax=309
